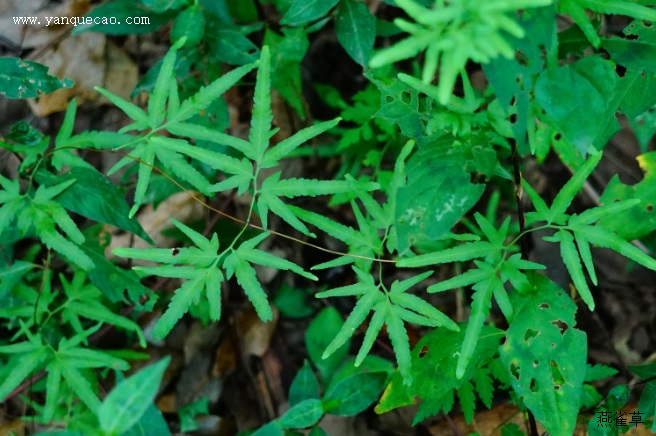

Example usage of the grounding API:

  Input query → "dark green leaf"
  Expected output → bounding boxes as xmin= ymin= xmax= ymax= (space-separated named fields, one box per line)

xmin=306 ymin=307 xmax=349 ymax=382
xmin=323 ymin=372 xmax=387 ymax=416
xmin=280 ymin=0 xmax=340 ymax=26
xmin=336 ymin=0 xmax=376 ymax=66
xmin=0 ymin=58 xmax=73 ymax=99
xmin=278 ymin=399 xmax=324 ymax=429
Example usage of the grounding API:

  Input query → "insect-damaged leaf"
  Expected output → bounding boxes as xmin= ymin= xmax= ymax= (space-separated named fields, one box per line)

xmin=394 ymin=141 xmax=484 ymax=252
xmin=499 ymin=273 xmax=586 ymax=436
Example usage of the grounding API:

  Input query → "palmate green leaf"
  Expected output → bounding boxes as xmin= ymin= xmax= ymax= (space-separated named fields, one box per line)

xmin=390 ymin=292 xmax=458 ymax=331
xmin=473 ymin=368 xmax=494 ymax=408
xmin=576 ymin=225 xmax=656 ymax=271
xmin=257 ymin=193 xmax=313 ymax=235
xmin=553 ymin=230 xmax=594 ymax=310
xmin=336 ymin=0 xmax=376 ymax=66
xmin=67 ymin=301 xmax=146 ymax=348
xmin=355 ymin=304 xmax=387 ymax=366
xmin=238 ymin=234 xmax=317 ymax=281
xmin=152 ymin=271 xmax=207 ymax=339
xmin=233 ymin=255 xmax=273 ymax=322
xmin=547 ymin=150 xmax=603 ymax=223
xmin=288 ymin=205 xmax=359 ymax=245
xmin=569 ymin=199 xmax=640 ymax=227
xmin=250 ymin=45 xmax=275 ymax=162
xmin=261 ymin=118 xmax=341 ymax=168
xmin=152 ymin=136 xmax=250 ymax=178
xmin=0 ymin=347 xmax=49 ymax=402
xmin=387 ymin=305 xmax=414 ymax=384
xmin=129 ymin=142 xmax=156 ymax=218
xmin=322 ymin=291 xmax=383 ymax=360
xmin=165 ymin=122 xmax=252 ymax=158
xmin=43 ymin=360 xmax=63 ymax=423
xmin=427 ymin=267 xmax=491 ymax=293
xmin=397 ymin=241 xmax=494 ymax=268
xmin=154 ymin=147 xmax=211 ymax=193
xmin=170 ymin=61 xmax=257 ymax=124
xmin=60 ymin=364 xmax=102 ymax=414
xmin=375 ymin=324 xmax=504 ymax=419
xmin=94 ymin=87 xmax=149 ymax=130
xmin=499 ymin=273 xmax=587 ymax=436
xmin=457 ymin=380 xmax=476 ymax=424
xmin=149 ymin=38 xmax=186 ymax=128
xmin=574 ymin=231 xmax=597 ymax=286
xmin=99 ymin=357 xmax=170 ymax=435
xmin=456 ymin=274 xmax=499 ymax=379
xmin=260 ymin=172 xmax=379 ymax=198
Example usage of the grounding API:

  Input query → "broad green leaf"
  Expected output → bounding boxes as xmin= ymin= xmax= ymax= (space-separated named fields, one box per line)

xmin=278 ymin=399 xmax=324 ymax=429
xmin=253 ymin=422 xmax=283 ymax=436
xmin=547 ymin=150 xmax=602 ymax=223
xmin=170 ymin=5 xmax=205 ymax=47
xmin=394 ymin=141 xmax=485 ymax=251
xmin=499 ymin=273 xmax=587 ymax=436
xmin=535 ymin=57 xmax=616 ymax=154
xmin=206 ymin=26 xmax=260 ymax=66
xmin=483 ymin=4 xmax=557 ymax=152
xmin=553 ymin=230 xmax=594 ymax=310
xmin=336 ymin=0 xmax=376 ymax=66
xmin=0 ymin=58 xmax=73 ymax=99
xmin=597 ymin=152 xmax=656 ymax=240
xmin=73 ymin=0 xmax=175 ymax=35
xmin=280 ymin=0 xmax=340 ymax=26
xmin=264 ymin=27 xmax=309 ymax=119
xmin=289 ymin=360 xmax=320 ymax=407
xmin=99 ymin=357 xmax=170 ymax=435
xmin=35 ymin=167 xmax=153 ymax=243
xmin=397 ymin=241 xmax=494 ymax=268
xmin=306 ymin=307 xmax=349 ymax=381
xmin=323 ymin=371 xmax=387 ymax=416
xmin=250 ymin=45 xmax=274 ymax=161
xmin=602 ymin=20 xmax=656 ymax=74
xmin=576 ymin=225 xmax=656 ymax=271
xmin=234 ymin=256 xmax=273 ymax=322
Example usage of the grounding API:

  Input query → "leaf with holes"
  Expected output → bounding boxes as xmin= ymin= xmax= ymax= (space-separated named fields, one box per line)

xmin=499 ymin=273 xmax=587 ymax=436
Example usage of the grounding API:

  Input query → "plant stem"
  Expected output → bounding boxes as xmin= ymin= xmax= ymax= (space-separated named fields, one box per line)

xmin=509 ymin=138 xmax=539 ymax=436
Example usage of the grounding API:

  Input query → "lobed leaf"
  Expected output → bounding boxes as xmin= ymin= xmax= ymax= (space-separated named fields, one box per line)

xmin=398 ymin=241 xmax=494 ymax=268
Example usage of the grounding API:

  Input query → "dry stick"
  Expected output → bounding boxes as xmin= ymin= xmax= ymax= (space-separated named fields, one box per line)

xmin=509 ymin=138 xmax=539 ymax=436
